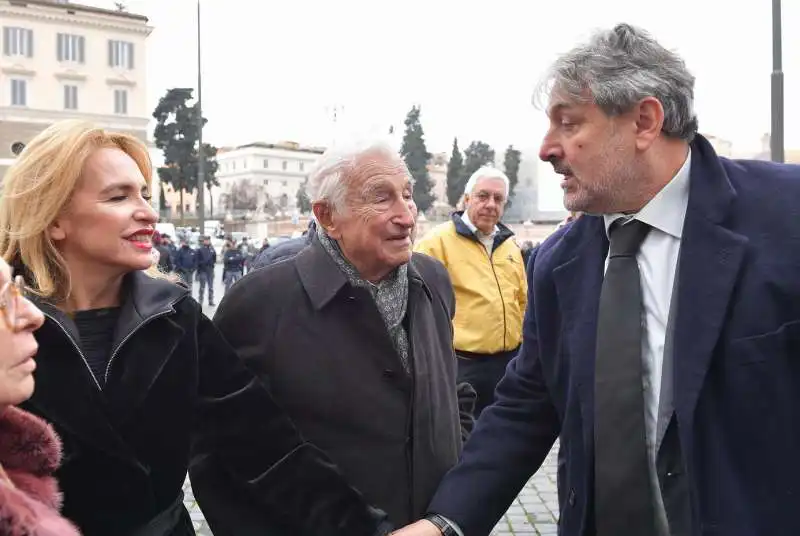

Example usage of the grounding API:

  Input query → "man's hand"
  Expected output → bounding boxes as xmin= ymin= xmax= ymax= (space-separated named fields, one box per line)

xmin=390 ymin=520 xmax=442 ymax=535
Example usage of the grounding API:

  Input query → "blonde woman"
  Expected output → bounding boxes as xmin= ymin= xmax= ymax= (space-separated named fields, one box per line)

xmin=0 ymin=257 xmax=80 ymax=536
xmin=0 ymin=121 xmax=392 ymax=536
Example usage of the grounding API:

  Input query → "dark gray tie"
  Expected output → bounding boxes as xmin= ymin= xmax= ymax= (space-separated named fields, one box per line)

xmin=594 ymin=218 xmax=656 ymax=536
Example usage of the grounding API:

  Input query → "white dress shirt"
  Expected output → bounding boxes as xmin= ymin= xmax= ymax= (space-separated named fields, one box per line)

xmin=602 ymin=149 xmax=691 ymax=532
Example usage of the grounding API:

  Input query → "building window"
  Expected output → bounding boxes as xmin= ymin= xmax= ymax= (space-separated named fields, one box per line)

xmin=263 ymin=179 xmax=269 ymax=186
xmin=299 ymin=162 xmax=305 ymax=172
xmin=282 ymin=181 xmax=288 ymax=187
xmin=108 ymin=40 xmax=134 ymax=69
xmin=282 ymin=161 xmax=287 ymax=171
xmin=231 ymin=162 xmax=236 ymax=171
xmin=2 ymin=27 xmax=33 ymax=58
xmin=243 ymin=160 xmax=248 ymax=169
xmin=113 ymin=89 xmax=128 ymax=114
xmin=10 ymin=79 xmax=27 ymax=106
xmin=64 ymin=85 xmax=78 ymax=110
xmin=263 ymin=159 xmax=269 ymax=168
xmin=57 ymin=33 xmax=85 ymax=63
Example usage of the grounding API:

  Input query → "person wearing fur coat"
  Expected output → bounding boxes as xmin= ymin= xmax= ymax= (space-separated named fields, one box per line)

xmin=0 ymin=257 xmax=79 ymax=536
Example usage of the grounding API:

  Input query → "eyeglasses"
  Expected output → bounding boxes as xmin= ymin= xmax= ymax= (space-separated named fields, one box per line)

xmin=474 ymin=191 xmax=506 ymax=205
xmin=0 ymin=274 xmax=25 ymax=332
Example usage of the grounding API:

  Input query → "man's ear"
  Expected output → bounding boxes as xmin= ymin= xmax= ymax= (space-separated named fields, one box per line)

xmin=312 ymin=201 xmax=341 ymax=239
xmin=633 ymin=96 xmax=664 ymax=151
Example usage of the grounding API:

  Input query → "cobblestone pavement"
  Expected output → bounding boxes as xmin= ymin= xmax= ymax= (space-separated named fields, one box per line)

xmin=186 ymin=273 xmax=561 ymax=535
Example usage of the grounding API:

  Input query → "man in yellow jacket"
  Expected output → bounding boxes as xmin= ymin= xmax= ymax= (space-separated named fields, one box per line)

xmin=415 ymin=166 xmax=527 ymax=417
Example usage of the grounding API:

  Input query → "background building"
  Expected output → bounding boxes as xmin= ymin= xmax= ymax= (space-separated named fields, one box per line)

xmin=206 ymin=141 xmax=325 ymax=220
xmin=0 ymin=0 xmax=152 ymax=177
xmin=502 ymin=147 xmax=567 ymax=223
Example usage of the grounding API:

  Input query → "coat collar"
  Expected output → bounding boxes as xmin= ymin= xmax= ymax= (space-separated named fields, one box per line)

xmin=296 ymin=238 xmax=431 ymax=311
xmin=550 ymin=133 xmax=748 ymax=456
xmin=0 ymin=406 xmax=80 ymax=536
xmin=31 ymin=271 xmax=188 ymax=352
xmin=0 ymin=406 xmax=61 ymax=476
xmin=451 ymin=211 xmax=515 ymax=250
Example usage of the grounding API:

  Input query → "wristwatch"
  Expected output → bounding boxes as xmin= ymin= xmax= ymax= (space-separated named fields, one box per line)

xmin=424 ymin=514 xmax=459 ymax=536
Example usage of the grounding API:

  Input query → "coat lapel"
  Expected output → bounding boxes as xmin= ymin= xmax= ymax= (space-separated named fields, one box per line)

xmin=296 ymin=239 xmax=410 ymax=376
xmin=552 ymin=217 xmax=608 ymax=454
xmin=672 ymin=137 xmax=748 ymax=437
xmin=405 ymin=259 xmax=434 ymax=380
xmin=104 ymin=273 xmax=187 ymax=425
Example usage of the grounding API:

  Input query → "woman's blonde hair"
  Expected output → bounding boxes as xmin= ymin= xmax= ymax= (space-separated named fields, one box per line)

xmin=0 ymin=120 xmax=173 ymax=303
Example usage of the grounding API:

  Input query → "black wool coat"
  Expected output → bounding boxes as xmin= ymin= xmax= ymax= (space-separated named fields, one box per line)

xmin=204 ymin=239 xmax=468 ymax=530
xmin=21 ymin=271 xmax=390 ymax=536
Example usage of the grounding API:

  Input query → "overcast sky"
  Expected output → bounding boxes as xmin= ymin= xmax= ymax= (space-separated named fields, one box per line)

xmin=90 ymin=0 xmax=799 ymax=156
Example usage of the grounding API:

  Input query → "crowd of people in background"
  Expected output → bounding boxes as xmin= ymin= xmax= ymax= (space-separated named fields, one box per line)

xmin=149 ymin=230 xmax=272 ymax=303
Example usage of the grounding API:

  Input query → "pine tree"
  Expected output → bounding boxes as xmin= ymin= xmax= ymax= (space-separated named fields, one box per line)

xmin=152 ymin=88 xmax=219 ymax=225
xmin=400 ymin=106 xmax=435 ymax=213
xmin=445 ymin=138 xmax=464 ymax=207
xmin=462 ymin=141 xmax=496 ymax=186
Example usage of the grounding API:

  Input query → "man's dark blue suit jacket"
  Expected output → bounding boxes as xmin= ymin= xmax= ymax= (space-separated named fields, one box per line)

xmin=427 ymin=135 xmax=800 ymax=536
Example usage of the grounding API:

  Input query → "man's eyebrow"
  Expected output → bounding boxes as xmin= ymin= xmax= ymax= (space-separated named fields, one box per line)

xmin=362 ymin=178 xmax=393 ymax=193
xmin=550 ymin=99 xmax=585 ymax=117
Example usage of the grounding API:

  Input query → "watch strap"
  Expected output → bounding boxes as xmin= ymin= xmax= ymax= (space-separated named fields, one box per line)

xmin=424 ymin=513 xmax=458 ymax=536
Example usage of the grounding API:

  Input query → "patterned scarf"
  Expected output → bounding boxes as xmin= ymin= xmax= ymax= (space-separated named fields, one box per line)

xmin=317 ymin=229 xmax=410 ymax=372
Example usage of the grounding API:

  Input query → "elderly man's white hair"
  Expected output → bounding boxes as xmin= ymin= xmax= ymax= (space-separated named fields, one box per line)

xmin=307 ymin=138 xmax=409 ymax=213
xmin=463 ymin=166 xmax=510 ymax=198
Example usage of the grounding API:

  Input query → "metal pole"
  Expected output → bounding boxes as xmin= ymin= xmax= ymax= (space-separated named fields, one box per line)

xmin=771 ymin=0 xmax=784 ymax=163
xmin=196 ymin=0 xmax=206 ymax=232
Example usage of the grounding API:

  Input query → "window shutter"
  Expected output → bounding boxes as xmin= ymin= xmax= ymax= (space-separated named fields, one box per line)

xmin=79 ymin=36 xmax=85 ymax=63
xmin=57 ymin=33 xmax=63 ymax=61
xmin=128 ymin=43 xmax=134 ymax=69
xmin=108 ymin=40 xmax=114 ymax=66
xmin=26 ymin=29 xmax=32 ymax=58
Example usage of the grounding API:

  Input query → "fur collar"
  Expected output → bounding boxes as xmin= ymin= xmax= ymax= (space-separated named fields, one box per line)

xmin=0 ymin=406 xmax=79 ymax=536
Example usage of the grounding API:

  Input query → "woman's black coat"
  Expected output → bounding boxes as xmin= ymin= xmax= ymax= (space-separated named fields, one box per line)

xmin=21 ymin=271 xmax=389 ymax=536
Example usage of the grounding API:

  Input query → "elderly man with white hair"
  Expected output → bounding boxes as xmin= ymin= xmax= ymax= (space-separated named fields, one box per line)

xmin=207 ymin=139 xmax=475 ymax=533
xmin=415 ymin=166 xmax=527 ymax=418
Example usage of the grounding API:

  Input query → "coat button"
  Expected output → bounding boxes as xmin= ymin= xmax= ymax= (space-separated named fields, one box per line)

xmin=568 ymin=489 xmax=576 ymax=507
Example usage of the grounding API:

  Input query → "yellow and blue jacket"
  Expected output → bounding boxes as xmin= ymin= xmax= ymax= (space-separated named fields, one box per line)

xmin=414 ymin=212 xmax=528 ymax=355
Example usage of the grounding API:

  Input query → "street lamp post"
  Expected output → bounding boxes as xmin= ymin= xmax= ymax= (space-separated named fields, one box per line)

xmin=771 ymin=0 xmax=784 ymax=163
xmin=196 ymin=0 xmax=206 ymax=233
